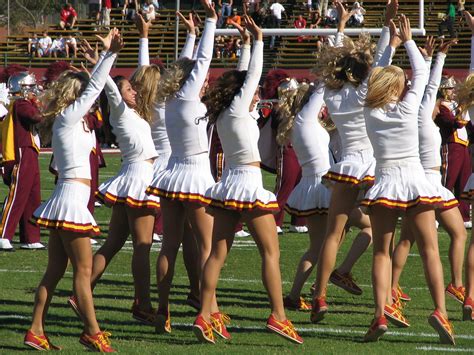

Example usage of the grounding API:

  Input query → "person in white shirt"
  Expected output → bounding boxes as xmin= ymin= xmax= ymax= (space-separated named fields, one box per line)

xmin=459 ymin=10 xmax=474 ymax=321
xmin=25 ymin=29 xmax=122 ymax=353
xmin=362 ymin=15 xmax=454 ymax=344
xmin=146 ymin=0 xmax=218 ymax=335
xmin=269 ymin=0 xmax=287 ymax=49
xmin=65 ymin=35 xmax=78 ymax=58
xmin=195 ymin=15 xmax=303 ymax=345
xmin=51 ymin=35 xmax=66 ymax=58
xmin=37 ymin=31 xmax=52 ymax=58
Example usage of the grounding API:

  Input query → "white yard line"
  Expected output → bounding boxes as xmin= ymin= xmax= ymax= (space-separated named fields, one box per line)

xmin=416 ymin=346 xmax=474 ymax=352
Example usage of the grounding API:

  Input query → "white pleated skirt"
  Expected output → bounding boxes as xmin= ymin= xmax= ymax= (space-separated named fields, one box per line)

xmin=425 ymin=169 xmax=458 ymax=210
xmin=147 ymin=153 xmax=215 ymax=206
xmin=361 ymin=161 xmax=443 ymax=213
xmin=322 ymin=148 xmax=375 ymax=189
xmin=153 ymin=151 xmax=171 ymax=176
xmin=32 ymin=180 xmax=100 ymax=235
xmin=461 ymin=172 xmax=474 ymax=201
xmin=97 ymin=160 xmax=159 ymax=209
xmin=285 ymin=169 xmax=331 ymax=216
xmin=206 ymin=165 xmax=279 ymax=212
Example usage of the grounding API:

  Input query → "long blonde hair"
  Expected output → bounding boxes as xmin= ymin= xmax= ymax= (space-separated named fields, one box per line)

xmin=456 ymin=73 xmax=474 ymax=115
xmin=276 ymin=82 xmax=313 ymax=145
xmin=130 ymin=64 xmax=161 ymax=122
xmin=156 ymin=58 xmax=195 ymax=103
xmin=39 ymin=71 xmax=88 ymax=144
xmin=313 ymin=34 xmax=375 ymax=90
xmin=365 ymin=65 xmax=405 ymax=109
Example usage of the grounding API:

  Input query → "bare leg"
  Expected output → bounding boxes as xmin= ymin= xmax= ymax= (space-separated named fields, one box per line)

xmin=30 ymin=231 xmax=68 ymax=335
xmin=182 ymin=222 xmax=200 ymax=299
xmin=288 ymin=214 xmax=326 ymax=301
xmin=437 ymin=207 xmax=467 ymax=287
xmin=127 ymin=206 xmax=155 ymax=309
xmin=314 ymin=183 xmax=359 ymax=298
xmin=466 ymin=208 xmax=474 ymax=300
xmin=91 ymin=205 xmax=129 ymax=290
xmin=185 ymin=203 xmax=214 ymax=273
xmin=407 ymin=205 xmax=447 ymax=316
xmin=391 ymin=220 xmax=415 ymax=291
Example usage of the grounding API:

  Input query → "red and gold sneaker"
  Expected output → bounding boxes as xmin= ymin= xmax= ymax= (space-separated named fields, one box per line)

xmin=428 ymin=310 xmax=455 ymax=345
xmin=210 ymin=312 xmax=231 ymax=340
xmin=68 ymin=295 xmax=83 ymax=321
xmin=131 ymin=301 xmax=156 ymax=326
xmin=363 ymin=316 xmax=388 ymax=342
xmin=155 ymin=307 xmax=171 ymax=334
xmin=394 ymin=284 xmax=411 ymax=302
xmin=193 ymin=314 xmax=215 ymax=344
xmin=79 ymin=331 xmax=116 ymax=352
xmin=445 ymin=283 xmax=466 ymax=304
xmin=266 ymin=314 xmax=303 ymax=344
xmin=24 ymin=330 xmax=62 ymax=351
xmin=283 ymin=295 xmax=312 ymax=311
xmin=463 ymin=297 xmax=474 ymax=321
xmin=384 ymin=304 xmax=410 ymax=328
xmin=329 ymin=270 xmax=362 ymax=296
xmin=310 ymin=296 xmax=328 ymax=323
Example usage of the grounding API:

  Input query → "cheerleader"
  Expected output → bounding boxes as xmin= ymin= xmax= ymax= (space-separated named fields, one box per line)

xmin=146 ymin=0 xmax=218 ymax=333
xmin=362 ymin=15 xmax=454 ymax=344
xmin=195 ymin=15 xmax=303 ymax=344
xmin=460 ymin=10 xmax=474 ymax=321
xmin=25 ymin=30 xmax=121 ymax=352
xmin=391 ymin=38 xmax=466 ymax=315
xmin=310 ymin=0 xmax=396 ymax=322
xmin=76 ymin=32 xmax=160 ymax=324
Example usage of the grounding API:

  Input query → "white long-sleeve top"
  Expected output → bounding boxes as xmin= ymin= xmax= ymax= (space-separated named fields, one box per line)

xmin=468 ymin=35 xmax=474 ymax=123
xmin=53 ymin=51 xmax=116 ymax=179
xmin=237 ymin=43 xmax=251 ymax=71
xmin=165 ymin=18 xmax=216 ymax=158
xmin=104 ymin=77 xmax=157 ymax=164
xmin=291 ymin=84 xmax=331 ymax=174
xmin=364 ymin=40 xmax=429 ymax=168
xmin=419 ymin=52 xmax=446 ymax=169
xmin=217 ymin=40 xmax=263 ymax=167
xmin=324 ymin=26 xmax=390 ymax=155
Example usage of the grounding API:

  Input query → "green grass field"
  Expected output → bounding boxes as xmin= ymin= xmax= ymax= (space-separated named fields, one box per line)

xmin=0 ymin=153 xmax=473 ymax=354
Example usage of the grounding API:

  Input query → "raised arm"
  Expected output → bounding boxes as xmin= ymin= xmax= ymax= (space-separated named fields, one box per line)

xmin=374 ymin=0 xmax=398 ymax=66
xmin=464 ymin=11 xmax=474 ymax=73
xmin=178 ymin=11 xmax=197 ymax=59
xmin=232 ymin=20 xmax=251 ymax=70
xmin=297 ymin=84 xmax=325 ymax=121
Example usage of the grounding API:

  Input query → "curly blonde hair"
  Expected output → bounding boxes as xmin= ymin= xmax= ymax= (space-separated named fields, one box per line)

xmin=276 ymin=82 xmax=314 ymax=146
xmin=456 ymin=73 xmax=474 ymax=115
xmin=156 ymin=58 xmax=195 ymax=103
xmin=313 ymin=34 xmax=375 ymax=90
xmin=130 ymin=64 xmax=162 ymax=123
xmin=39 ymin=71 xmax=88 ymax=145
xmin=365 ymin=65 xmax=405 ymax=109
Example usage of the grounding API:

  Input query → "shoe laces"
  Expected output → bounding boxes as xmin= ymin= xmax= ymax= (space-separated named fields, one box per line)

xmin=33 ymin=334 xmax=50 ymax=350
xmin=102 ymin=331 xmax=112 ymax=346
xmin=220 ymin=313 xmax=231 ymax=325
xmin=299 ymin=297 xmax=311 ymax=309
xmin=280 ymin=319 xmax=299 ymax=338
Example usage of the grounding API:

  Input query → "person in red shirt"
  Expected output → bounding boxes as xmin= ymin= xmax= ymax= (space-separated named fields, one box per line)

xmin=294 ymin=14 xmax=307 ymax=28
xmin=101 ymin=0 xmax=113 ymax=28
xmin=59 ymin=3 xmax=78 ymax=29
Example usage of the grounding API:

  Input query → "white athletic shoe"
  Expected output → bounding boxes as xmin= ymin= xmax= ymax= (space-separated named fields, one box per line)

xmin=234 ymin=230 xmax=250 ymax=238
xmin=276 ymin=226 xmax=284 ymax=234
xmin=90 ymin=238 xmax=98 ymax=245
xmin=0 ymin=238 xmax=14 ymax=251
xmin=94 ymin=201 xmax=102 ymax=207
xmin=464 ymin=221 xmax=472 ymax=229
xmin=20 ymin=242 xmax=46 ymax=250
xmin=289 ymin=225 xmax=308 ymax=233
xmin=153 ymin=233 xmax=162 ymax=243
xmin=435 ymin=220 xmax=439 ymax=229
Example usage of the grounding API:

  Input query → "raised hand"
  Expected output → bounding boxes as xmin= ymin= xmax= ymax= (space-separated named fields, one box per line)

xmin=336 ymin=1 xmax=351 ymax=26
xmin=230 ymin=20 xmax=250 ymax=45
xmin=418 ymin=36 xmax=436 ymax=58
xmin=201 ymin=0 xmax=217 ymax=20
xmin=438 ymin=38 xmax=457 ymax=54
xmin=177 ymin=11 xmax=196 ymax=35
xmin=464 ymin=11 xmax=474 ymax=34
xmin=135 ymin=14 xmax=152 ymax=38
xmin=95 ymin=28 xmax=115 ymax=51
xmin=80 ymin=39 xmax=99 ymax=65
xmin=109 ymin=29 xmax=124 ymax=53
xmin=243 ymin=15 xmax=262 ymax=41
xmin=398 ymin=14 xmax=412 ymax=43
xmin=389 ymin=19 xmax=402 ymax=49
xmin=385 ymin=0 xmax=399 ymax=26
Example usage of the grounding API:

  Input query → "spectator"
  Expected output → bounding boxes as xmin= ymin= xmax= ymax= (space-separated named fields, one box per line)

xmin=217 ymin=0 xmax=233 ymax=28
xmin=59 ymin=3 xmax=78 ymax=30
xmin=246 ymin=0 xmax=260 ymax=14
xmin=324 ymin=2 xmax=338 ymax=26
xmin=347 ymin=1 xmax=365 ymax=27
xmin=100 ymin=0 xmax=113 ymax=28
xmin=294 ymin=14 xmax=307 ymax=28
xmin=438 ymin=0 xmax=457 ymax=38
xmin=309 ymin=9 xmax=322 ymax=28
xmin=318 ymin=0 xmax=329 ymax=17
xmin=226 ymin=8 xmax=242 ymax=27
xmin=37 ymin=31 xmax=52 ymax=58
xmin=27 ymin=33 xmax=38 ymax=57
xmin=142 ymin=0 xmax=156 ymax=21
xmin=270 ymin=0 xmax=287 ymax=49
xmin=88 ymin=0 xmax=101 ymax=18
xmin=123 ymin=0 xmax=139 ymax=21
xmin=64 ymin=35 xmax=78 ymax=58
xmin=50 ymin=35 xmax=66 ymax=58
